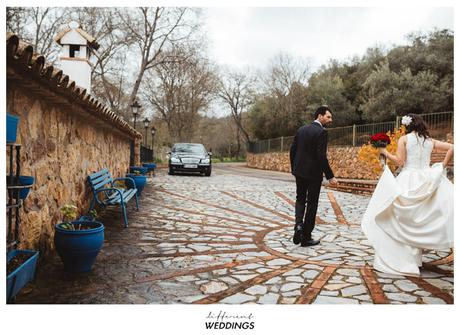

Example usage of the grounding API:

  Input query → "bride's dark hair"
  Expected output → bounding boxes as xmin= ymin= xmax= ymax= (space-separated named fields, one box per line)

xmin=405 ymin=113 xmax=430 ymax=140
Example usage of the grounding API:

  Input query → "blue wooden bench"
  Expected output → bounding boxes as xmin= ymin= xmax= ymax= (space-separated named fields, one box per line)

xmin=87 ymin=168 xmax=139 ymax=228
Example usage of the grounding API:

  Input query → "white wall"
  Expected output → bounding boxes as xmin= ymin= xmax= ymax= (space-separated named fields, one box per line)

xmin=59 ymin=60 xmax=92 ymax=92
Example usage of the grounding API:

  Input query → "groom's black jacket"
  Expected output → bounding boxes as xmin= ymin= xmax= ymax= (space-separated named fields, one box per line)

xmin=290 ymin=121 xmax=334 ymax=180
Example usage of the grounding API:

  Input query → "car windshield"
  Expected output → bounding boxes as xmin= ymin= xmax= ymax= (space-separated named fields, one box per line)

xmin=172 ymin=144 xmax=206 ymax=155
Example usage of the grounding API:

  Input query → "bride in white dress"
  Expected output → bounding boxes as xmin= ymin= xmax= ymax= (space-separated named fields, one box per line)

xmin=361 ymin=114 xmax=454 ymax=276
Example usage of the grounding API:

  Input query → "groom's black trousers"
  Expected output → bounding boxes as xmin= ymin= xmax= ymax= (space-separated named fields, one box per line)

xmin=295 ymin=176 xmax=323 ymax=240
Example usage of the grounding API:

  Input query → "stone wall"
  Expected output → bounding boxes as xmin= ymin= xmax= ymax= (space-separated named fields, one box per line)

xmin=7 ymin=88 xmax=135 ymax=254
xmin=6 ymin=33 xmax=142 ymax=255
xmin=246 ymin=147 xmax=382 ymax=180
xmin=247 ymin=142 xmax=454 ymax=181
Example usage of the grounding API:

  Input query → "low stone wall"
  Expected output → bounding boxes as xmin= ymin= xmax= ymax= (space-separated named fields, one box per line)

xmin=246 ymin=147 xmax=380 ymax=180
xmin=247 ymin=130 xmax=454 ymax=181
xmin=247 ymin=143 xmax=454 ymax=181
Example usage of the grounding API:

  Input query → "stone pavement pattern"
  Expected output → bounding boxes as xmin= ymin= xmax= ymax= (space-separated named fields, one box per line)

xmin=15 ymin=165 xmax=454 ymax=304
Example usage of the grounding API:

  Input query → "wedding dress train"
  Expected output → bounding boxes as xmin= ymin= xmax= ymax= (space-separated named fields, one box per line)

xmin=361 ymin=132 xmax=453 ymax=276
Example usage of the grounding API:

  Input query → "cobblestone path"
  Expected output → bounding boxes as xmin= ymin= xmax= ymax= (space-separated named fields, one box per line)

xmin=15 ymin=164 xmax=454 ymax=304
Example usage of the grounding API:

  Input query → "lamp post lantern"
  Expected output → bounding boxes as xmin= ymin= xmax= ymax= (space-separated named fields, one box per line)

xmin=143 ymin=118 xmax=150 ymax=146
xmin=151 ymin=126 xmax=156 ymax=159
xmin=130 ymin=100 xmax=141 ymax=130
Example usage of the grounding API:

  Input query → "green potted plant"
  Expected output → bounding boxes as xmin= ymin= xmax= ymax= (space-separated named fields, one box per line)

xmin=54 ymin=204 xmax=104 ymax=272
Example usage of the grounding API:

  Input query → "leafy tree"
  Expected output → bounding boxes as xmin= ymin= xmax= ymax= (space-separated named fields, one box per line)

xmin=362 ymin=62 xmax=447 ymax=121
xmin=386 ymin=29 xmax=453 ymax=113
xmin=248 ymin=82 xmax=308 ymax=139
xmin=306 ymin=73 xmax=357 ymax=126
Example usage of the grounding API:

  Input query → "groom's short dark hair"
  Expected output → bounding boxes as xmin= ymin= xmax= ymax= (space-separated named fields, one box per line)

xmin=314 ymin=105 xmax=332 ymax=119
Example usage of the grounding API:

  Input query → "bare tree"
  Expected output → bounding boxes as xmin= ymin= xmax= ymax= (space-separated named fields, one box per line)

xmin=29 ymin=8 xmax=69 ymax=62
xmin=267 ymin=53 xmax=311 ymax=134
xmin=116 ymin=7 xmax=201 ymax=111
xmin=218 ymin=70 xmax=256 ymax=157
xmin=6 ymin=7 xmax=68 ymax=63
xmin=194 ymin=115 xmax=239 ymax=159
xmin=143 ymin=46 xmax=217 ymax=142
xmin=91 ymin=52 xmax=131 ymax=113
xmin=264 ymin=53 xmax=311 ymax=95
xmin=6 ymin=7 xmax=27 ymax=36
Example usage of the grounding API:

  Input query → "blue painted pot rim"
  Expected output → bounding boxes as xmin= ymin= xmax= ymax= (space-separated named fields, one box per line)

xmin=7 ymin=249 xmax=39 ymax=300
xmin=55 ymin=220 xmax=104 ymax=234
xmin=19 ymin=175 xmax=34 ymax=184
xmin=7 ymin=175 xmax=34 ymax=185
xmin=7 ymin=249 xmax=39 ymax=275
xmin=130 ymin=166 xmax=148 ymax=171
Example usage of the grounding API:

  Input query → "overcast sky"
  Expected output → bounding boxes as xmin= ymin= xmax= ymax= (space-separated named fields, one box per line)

xmin=202 ymin=7 xmax=453 ymax=71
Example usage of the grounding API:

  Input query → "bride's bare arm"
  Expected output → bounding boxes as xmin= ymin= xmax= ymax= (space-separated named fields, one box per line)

xmin=379 ymin=136 xmax=406 ymax=166
xmin=433 ymin=140 xmax=454 ymax=168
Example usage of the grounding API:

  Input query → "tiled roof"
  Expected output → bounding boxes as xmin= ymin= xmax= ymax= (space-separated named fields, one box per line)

xmin=6 ymin=32 xmax=141 ymax=139
xmin=54 ymin=27 xmax=100 ymax=50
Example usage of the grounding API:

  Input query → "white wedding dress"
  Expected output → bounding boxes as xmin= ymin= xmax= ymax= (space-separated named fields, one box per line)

xmin=361 ymin=132 xmax=454 ymax=276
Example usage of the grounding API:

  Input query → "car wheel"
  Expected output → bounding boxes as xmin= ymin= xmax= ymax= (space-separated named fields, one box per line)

xmin=168 ymin=168 xmax=174 ymax=175
xmin=205 ymin=169 xmax=211 ymax=177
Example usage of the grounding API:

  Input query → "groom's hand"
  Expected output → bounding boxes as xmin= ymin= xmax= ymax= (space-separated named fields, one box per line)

xmin=329 ymin=177 xmax=338 ymax=186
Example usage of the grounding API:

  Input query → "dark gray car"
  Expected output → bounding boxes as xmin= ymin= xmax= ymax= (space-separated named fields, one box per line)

xmin=168 ymin=143 xmax=212 ymax=176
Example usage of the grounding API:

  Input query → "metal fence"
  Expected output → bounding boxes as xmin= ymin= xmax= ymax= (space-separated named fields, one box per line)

xmin=140 ymin=145 xmax=153 ymax=162
xmin=247 ymin=112 xmax=453 ymax=153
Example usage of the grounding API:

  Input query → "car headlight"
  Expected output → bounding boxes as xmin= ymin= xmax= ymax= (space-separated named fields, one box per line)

xmin=201 ymin=158 xmax=210 ymax=164
xmin=170 ymin=157 xmax=181 ymax=163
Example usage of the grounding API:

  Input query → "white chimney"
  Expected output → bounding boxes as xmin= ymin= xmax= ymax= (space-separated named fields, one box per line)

xmin=55 ymin=21 xmax=99 ymax=93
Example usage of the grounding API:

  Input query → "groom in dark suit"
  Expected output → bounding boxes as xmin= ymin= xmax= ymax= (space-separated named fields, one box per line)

xmin=290 ymin=106 xmax=337 ymax=247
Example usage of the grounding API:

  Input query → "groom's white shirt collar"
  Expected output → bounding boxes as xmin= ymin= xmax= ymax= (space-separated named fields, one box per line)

xmin=314 ymin=120 xmax=324 ymax=128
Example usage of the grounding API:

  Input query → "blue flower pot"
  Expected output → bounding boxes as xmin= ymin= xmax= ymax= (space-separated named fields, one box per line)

xmin=54 ymin=221 xmax=104 ymax=273
xmin=7 ymin=249 xmax=39 ymax=301
xmin=7 ymin=175 xmax=34 ymax=200
xmin=142 ymin=163 xmax=157 ymax=172
xmin=129 ymin=166 xmax=148 ymax=175
xmin=126 ymin=173 xmax=147 ymax=196
xmin=6 ymin=113 xmax=19 ymax=143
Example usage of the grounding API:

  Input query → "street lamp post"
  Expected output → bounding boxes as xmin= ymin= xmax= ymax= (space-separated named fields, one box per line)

xmin=151 ymin=126 xmax=156 ymax=160
xmin=143 ymin=118 xmax=150 ymax=147
xmin=130 ymin=100 xmax=141 ymax=130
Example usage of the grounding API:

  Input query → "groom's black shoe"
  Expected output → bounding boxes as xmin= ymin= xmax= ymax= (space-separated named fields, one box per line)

xmin=300 ymin=238 xmax=320 ymax=247
xmin=293 ymin=224 xmax=303 ymax=245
